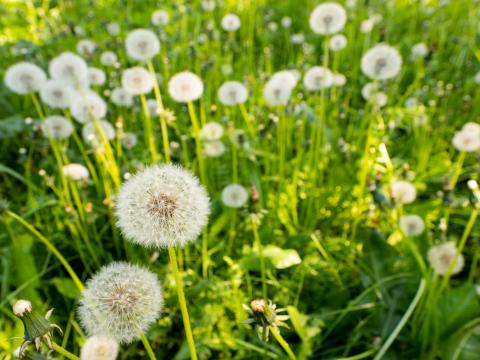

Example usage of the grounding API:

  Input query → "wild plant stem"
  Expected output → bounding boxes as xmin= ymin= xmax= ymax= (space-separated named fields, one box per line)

xmin=269 ymin=326 xmax=296 ymax=360
xmin=52 ymin=343 xmax=80 ymax=360
xmin=140 ymin=332 xmax=157 ymax=360
xmin=252 ymin=218 xmax=267 ymax=301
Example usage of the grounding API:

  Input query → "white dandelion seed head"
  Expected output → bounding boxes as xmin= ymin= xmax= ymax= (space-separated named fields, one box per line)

xmin=146 ymin=99 xmax=160 ymax=117
xmin=281 ymin=16 xmax=292 ymax=28
xmin=110 ymin=87 xmax=133 ymax=107
xmin=201 ymin=0 xmax=216 ymax=11
xmin=122 ymin=67 xmax=154 ymax=95
xmin=80 ymin=335 xmax=119 ymax=360
xmin=4 ymin=62 xmax=47 ymax=95
xmin=41 ymin=115 xmax=74 ymax=139
xmin=263 ymin=77 xmax=292 ymax=106
xmin=399 ymin=214 xmax=425 ymax=237
xmin=107 ymin=22 xmax=120 ymax=36
xmin=40 ymin=79 xmax=75 ymax=109
xmin=201 ymin=122 xmax=224 ymax=141
xmin=218 ymin=81 xmax=248 ymax=106
xmin=77 ymin=39 xmax=96 ymax=57
xmin=474 ymin=71 xmax=480 ymax=85
xmin=411 ymin=42 xmax=429 ymax=59
xmin=71 ymin=91 xmax=107 ymax=123
xmin=63 ymin=163 xmax=90 ymax=181
xmin=49 ymin=52 xmax=89 ymax=89
xmin=168 ymin=71 xmax=204 ymax=103
xmin=272 ymin=70 xmax=300 ymax=88
xmin=82 ymin=120 xmax=116 ymax=145
xmin=332 ymin=73 xmax=347 ymax=87
xmin=115 ymin=164 xmax=210 ymax=248
xmin=100 ymin=51 xmax=118 ymax=67
xmin=361 ymin=82 xmax=379 ymax=100
xmin=360 ymin=19 xmax=374 ymax=33
xmin=361 ymin=44 xmax=402 ymax=81
xmin=221 ymin=13 xmax=241 ymax=32
xmin=13 ymin=299 xmax=32 ymax=317
xmin=151 ymin=10 xmax=169 ymax=26
xmin=203 ymin=140 xmax=226 ymax=158
xmin=452 ymin=127 xmax=480 ymax=152
xmin=121 ymin=132 xmax=138 ymax=150
xmin=291 ymin=33 xmax=305 ymax=44
xmin=125 ymin=29 xmax=160 ymax=61
xmin=303 ymin=66 xmax=334 ymax=91
xmin=461 ymin=122 xmax=480 ymax=136
xmin=372 ymin=91 xmax=388 ymax=107
xmin=88 ymin=67 xmax=106 ymax=86
xmin=329 ymin=34 xmax=347 ymax=51
xmin=405 ymin=97 xmax=418 ymax=108
xmin=427 ymin=242 xmax=464 ymax=275
xmin=78 ymin=262 xmax=163 ymax=344
xmin=221 ymin=184 xmax=249 ymax=208
xmin=309 ymin=2 xmax=347 ymax=35
xmin=268 ymin=22 xmax=279 ymax=32
xmin=391 ymin=180 xmax=416 ymax=204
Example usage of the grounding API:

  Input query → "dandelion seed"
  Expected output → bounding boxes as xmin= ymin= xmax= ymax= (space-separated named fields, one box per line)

xmin=218 ymin=81 xmax=248 ymax=106
xmin=361 ymin=44 xmax=402 ymax=81
xmin=329 ymin=34 xmax=347 ymax=51
xmin=41 ymin=115 xmax=74 ymax=140
xmin=221 ymin=13 xmax=241 ymax=32
xmin=427 ymin=242 xmax=464 ymax=275
xmin=78 ymin=262 xmax=163 ymax=344
xmin=168 ymin=71 xmax=204 ymax=103
xmin=303 ymin=66 xmax=334 ymax=91
xmin=391 ymin=180 xmax=416 ymax=204
xmin=399 ymin=215 xmax=425 ymax=236
xmin=80 ymin=335 xmax=119 ymax=360
xmin=49 ymin=52 xmax=89 ymax=89
xmin=110 ymin=87 xmax=133 ymax=107
xmin=40 ymin=79 xmax=74 ymax=109
xmin=88 ymin=67 xmax=106 ymax=86
xmin=71 ymin=91 xmax=107 ymax=123
xmin=221 ymin=184 xmax=249 ymax=208
xmin=77 ymin=39 xmax=96 ymax=57
xmin=63 ymin=163 xmax=90 ymax=181
xmin=82 ymin=120 xmax=116 ymax=145
xmin=151 ymin=10 xmax=169 ymax=26
xmin=309 ymin=2 xmax=347 ymax=35
xmin=4 ymin=62 xmax=47 ymax=95
xmin=115 ymin=164 xmax=210 ymax=248
xmin=201 ymin=122 xmax=224 ymax=140
xmin=122 ymin=67 xmax=154 ymax=95
xmin=125 ymin=29 xmax=160 ymax=62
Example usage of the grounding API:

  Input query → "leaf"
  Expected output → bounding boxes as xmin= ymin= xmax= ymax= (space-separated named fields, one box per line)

xmin=287 ymin=306 xmax=307 ymax=340
xmin=51 ymin=278 xmax=81 ymax=299
xmin=263 ymin=245 xmax=301 ymax=269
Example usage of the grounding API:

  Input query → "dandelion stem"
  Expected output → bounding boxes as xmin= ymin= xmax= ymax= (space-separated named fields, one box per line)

xmin=51 ymin=342 xmax=80 ymax=360
xmin=140 ymin=332 xmax=157 ymax=360
xmin=7 ymin=210 xmax=84 ymax=292
xmin=269 ymin=326 xmax=296 ymax=360
xmin=140 ymin=94 xmax=159 ymax=163
xmin=168 ymin=246 xmax=198 ymax=360
xmin=252 ymin=218 xmax=267 ymax=302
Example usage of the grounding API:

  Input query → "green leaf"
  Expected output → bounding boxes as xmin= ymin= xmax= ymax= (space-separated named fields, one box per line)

xmin=51 ymin=278 xmax=81 ymax=299
xmin=263 ymin=245 xmax=301 ymax=269
xmin=287 ymin=306 xmax=307 ymax=340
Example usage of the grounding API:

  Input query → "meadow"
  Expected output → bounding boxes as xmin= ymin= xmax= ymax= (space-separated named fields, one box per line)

xmin=0 ymin=0 xmax=480 ymax=359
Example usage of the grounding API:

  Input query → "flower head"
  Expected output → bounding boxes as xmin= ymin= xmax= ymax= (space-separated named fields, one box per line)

xmin=203 ymin=140 xmax=226 ymax=158
xmin=391 ymin=180 xmax=416 ymax=204
xmin=49 ymin=52 xmax=89 ymax=89
xmin=63 ymin=163 xmax=89 ymax=181
xmin=221 ymin=184 xmax=249 ymax=208
xmin=200 ymin=122 xmax=224 ymax=140
xmin=263 ymin=71 xmax=298 ymax=106
xmin=122 ymin=67 xmax=154 ymax=95
xmin=151 ymin=10 xmax=169 ymax=26
xmin=329 ymin=34 xmax=347 ymax=51
xmin=5 ymin=62 xmax=47 ymax=95
xmin=427 ymin=242 xmax=464 ymax=275
xmin=78 ymin=262 xmax=163 ymax=344
xmin=452 ymin=122 xmax=480 ymax=152
xmin=40 ymin=80 xmax=74 ymax=109
xmin=77 ymin=39 xmax=96 ymax=57
xmin=121 ymin=132 xmax=138 ymax=149
xmin=303 ymin=66 xmax=334 ymax=91
xmin=100 ymin=51 xmax=118 ymax=66
xmin=82 ymin=120 xmax=116 ymax=145
xmin=309 ymin=2 xmax=347 ymax=35
xmin=399 ymin=215 xmax=425 ymax=236
xmin=107 ymin=22 xmax=120 ymax=35
xmin=110 ymin=87 xmax=133 ymax=107
xmin=71 ymin=91 xmax=107 ymax=123
xmin=88 ymin=67 xmax=106 ymax=86
xmin=125 ymin=29 xmax=160 ymax=61
xmin=411 ymin=42 xmax=429 ymax=59
xmin=332 ymin=73 xmax=346 ymax=87
xmin=80 ymin=335 xmax=119 ymax=360
xmin=41 ymin=115 xmax=74 ymax=139
xmin=221 ymin=13 xmax=241 ymax=32
xmin=361 ymin=44 xmax=402 ymax=80
xmin=168 ymin=71 xmax=204 ymax=103
xmin=218 ymin=81 xmax=248 ymax=106
xmin=115 ymin=164 xmax=210 ymax=248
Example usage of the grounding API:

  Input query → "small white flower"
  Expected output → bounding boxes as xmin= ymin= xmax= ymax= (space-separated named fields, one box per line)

xmin=41 ymin=115 xmax=74 ymax=139
xmin=168 ymin=71 xmax=204 ymax=103
xmin=151 ymin=10 xmax=169 ymax=26
xmin=125 ymin=29 xmax=160 ymax=61
xmin=411 ymin=42 xmax=429 ymax=59
xmin=309 ymin=2 xmax=347 ymax=35
xmin=78 ymin=262 xmax=163 ymax=344
xmin=361 ymin=44 xmax=402 ymax=81
xmin=110 ymin=87 xmax=133 ymax=107
xmin=49 ymin=52 xmax=89 ymax=89
xmin=122 ymin=67 xmax=154 ymax=95
xmin=329 ymin=34 xmax=347 ymax=51
xmin=82 ymin=120 xmax=116 ymax=145
xmin=201 ymin=122 xmax=224 ymax=140
xmin=40 ymin=79 xmax=74 ymax=109
xmin=100 ymin=51 xmax=118 ymax=66
xmin=360 ymin=19 xmax=374 ymax=33
xmin=63 ymin=163 xmax=89 ymax=181
xmin=71 ymin=91 xmax=107 ymax=123
xmin=332 ymin=73 xmax=347 ymax=86
xmin=303 ymin=66 xmax=334 ymax=91
xmin=80 ymin=335 xmax=119 ymax=360
xmin=88 ymin=67 xmax=106 ymax=86
xmin=221 ymin=184 xmax=249 ymax=208
xmin=221 ymin=13 xmax=241 ymax=32
xmin=121 ymin=132 xmax=138 ymax=149
xmin=4 ymin=62 xmax=47 ymax=95
xmin=106 ymin=22 xmax=120 ymax=36
xmin=391 ymin=180 xmax=416 ymax=204
xmin=115 ymin=164 xmax=210 ymax=248
xmin=77 ymin=39 xmax=96 ymax=57
xmin=203 ymin=140 xmax=226 ymax=158
xmin=218 ymin=81 xmax=248 ymax=106
xmin=399 ymin=215 xmax=425 ymax=236
xmin=13 ymin=300 xmax=32 ymax=317
xmin=428 ymin=242 xmax=464 ymax=275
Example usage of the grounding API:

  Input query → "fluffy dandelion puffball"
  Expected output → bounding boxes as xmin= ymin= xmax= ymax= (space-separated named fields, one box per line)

xmin=218 ymin=81 xmax=248 ymax=106
xmin=411 ymin=42 xmax=429 ymax=59
xmin=41 ymin=115 xmax=74 ymax=140
xmin=122 ymin=67 xmax=154 ymax=95
xmin=427 ymin=242 xmax=464 ymax=275
xmin=332 ymin=73 xmax=347 ymax=87
xmin=263 ymin=77 xmax=292 ymax=106
xmin=100 ymin=51 xmax=118 ymax=67
xmin=121 ymin=132 xmax=138 ymax=150
xmin=303 ymin=66 xmax=334 ymax=91
xmin=107 ymin=22 xmax=120 ymax=36
xmin=71 ymin=91 xmax=107 ymax=123
xmin=399 ymin=215 xmax=425 ymax=237
xmin=88 ymin=67 xmax=106 ymax=86
xmin=125 ymin=29 xmax=160 ymax=61
xmin=115 ymin=164 xmax=210 ymax=248
xmin=40 ymin=79 xmax=74 ymax=109
xmin=4 ymin=62 xmax=47 ymax=95
xmin=329 ymin=34 xmax=347 ymax=51
xmin=77 ymin=39 xmax=96 ymax=57
xmin=80 ymin=335 xmax=119 ymax=360
xmin=221 ymin=13 xmax=241 ymax=32
xmin=82 ymin=120 xmax=116 ymax=145
xmin=63 ymin=163 xmax=90 ymax=181
xmin=201 ymin=0 xmax=216 ymax=11
xmin=110 ymin=87 xmax=133 ymax=107
xmin=78 ymin=262 xmax=163 ymax=344
xmin=361 ymin=44 xmax=402 ymax=81
xmin=200 ymin=122 xmax=224 ymax=140
xmin=391 ymin=180 xmax=416 ymax=204
xmin=49 ymin=52 xmax=89 ymax=89
xmin=203 ymin=140 xmax=226 ymax=158
xmin=221 ymin=184 xmax=249 ymax=208
xmin=168 ymin=71 xmax=204 ymax=103
xmin=309 ymin=2 xmax=347 ymax=35
xmin=452 ymin=123 xmax=480 ymax=152
xmin=146 ymin=99 xmax=160 ymax=117
xmin=151 ymin=10 xmax=169 ymax=26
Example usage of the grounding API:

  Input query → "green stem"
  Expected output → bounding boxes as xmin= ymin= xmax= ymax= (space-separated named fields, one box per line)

xmin=140 ymin=332 xmax=157 ymax=360
xmin=52 ymin=343 xmax=80 ymax=360
xmin=140 ymin=95 xmax=159 ymax=163
xmin=168 ymin=247 xmax=198 ymax=360
xmin=269 ymin=326 xmax=296 ymax=360
xmin=252 ymin=218 xmax=267 ymax=302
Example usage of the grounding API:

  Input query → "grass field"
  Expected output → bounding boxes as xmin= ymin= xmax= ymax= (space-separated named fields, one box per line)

xmin=1 ymin=0 xmax=480 ymax=359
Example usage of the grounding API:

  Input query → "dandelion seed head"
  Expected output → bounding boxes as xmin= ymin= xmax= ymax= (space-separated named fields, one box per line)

xmin=41 ymin=115 xmax=74 ymax=140
xmin=77 ymin=39 xmax=96 ymax=57
xmin=100 ymin=51 xmax=118 ymax=66
xmin=399 ymin=215 xmax=425 ymax=237
xmin=40 ymin=79 xmax=75 ymax=109
xmin=221 ymin=13 xmax=241 ymax=32
xmin=361 ymin=44 xmax=402 ymax=81
xmin=107 ymin=22 xmax=120 ymax=36
xmin=121 ymin=132 xmax=138 ymax=150
xmin=82 ymin=120 xmax=116 ymax=146
xmin=303 ymin=66 xmax=334 ymax=91
xmin=71 ymin=91 xmax=107 ymax=123
xmin=110 ymin=87 xmax=133 ymax=107
xmin=80 ymin=335 xmax=119 ymax=360
xmin=146 ymin=99 xmax=160 ymax=117
xmin=168 ymin=71 xmax=204 ymax=103
xmin=201 ymin=122 xmax=224 ymax=140
xmin=88 ymin=67 xmax=106 ymax=86
xmin=5 ymin=62 xmax=47 ymax=95
xmin=221 ymin=184 xmax=249 ymax=208
xmin=125 ymin=29 xmax=160 ymax=61
xmin=63 ymin=163 xmax=90 ymax=181
xmin=427 ymin=242 xmax=464 ymax=275
xmin=309 ymin=2 xmax=347 ymax=35
xmin=203 ymin=140 xmax=226 ymax=158
xmin=391 ymin=180 xmax=416 ymax=204
xmin=49 ymin=52 xmax=89 ymax=89
xmin=329 ymin=34 xmax=347 ymax=51
xmin=411 ymin=42 xmax=429 ymax=59
xmin=201 ymin=0 xmax=216 ymax=11
xmin=452 ymin=123 xmax=480 ymax=152
xmin=122 ymin=67 xmax=154 ymax=95
xmin=332 ymin=73 xmax=347 ymax=87
xmin=218 ymin=81 xmax=248 ymax=106
xmin=151 ymin=10 xmax=169 ymax=26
